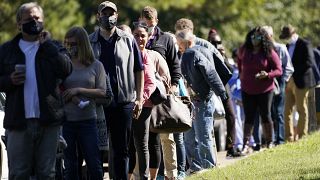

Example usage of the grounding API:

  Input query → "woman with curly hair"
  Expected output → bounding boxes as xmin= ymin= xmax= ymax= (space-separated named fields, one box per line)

xmin=237 ymin=27 xmax=282 ymax=154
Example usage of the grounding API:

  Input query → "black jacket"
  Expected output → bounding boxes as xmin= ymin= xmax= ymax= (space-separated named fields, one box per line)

xmin=146 ymin=27 xmax=181 ymax=85
xmin=181 ymin=46 xmax=226 ymax=101
xmin=289 ymin=38 xmax=316 ymax=88
xmin=0 ymin=34 xmax=72 ymax=130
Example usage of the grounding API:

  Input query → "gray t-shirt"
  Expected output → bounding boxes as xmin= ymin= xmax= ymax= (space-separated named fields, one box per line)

xmin=63 ymin=60 xmax=106 ymax=121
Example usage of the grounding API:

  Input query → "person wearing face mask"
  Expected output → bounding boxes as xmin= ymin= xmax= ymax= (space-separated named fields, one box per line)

xmin=62 ymin=26 xmax=112 ymax=180
xmin=0 ymin=2 xmax=72 ymax=179
xmin=140 ymin=6 xmax=181 ymax=180
xmin=89 ymin=1 xmax=144 ymax=180
xmin=237 ymin=27 xmax=282 ymax=155
xmin=279 ymin=25 xmax=317 ymax=141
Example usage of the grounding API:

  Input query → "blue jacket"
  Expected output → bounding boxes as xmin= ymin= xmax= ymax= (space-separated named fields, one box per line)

xmin=181 ymin=46 xmax=226 ymax=101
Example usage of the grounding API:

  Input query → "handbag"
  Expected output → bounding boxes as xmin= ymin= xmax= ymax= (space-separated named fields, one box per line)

xmin=150 ymin=72 xmax=167 ymax=105
xmin=150 ymin=94 xmax=192 ymax=133
xmin=212 ymin=93 xmax=225 ymax=119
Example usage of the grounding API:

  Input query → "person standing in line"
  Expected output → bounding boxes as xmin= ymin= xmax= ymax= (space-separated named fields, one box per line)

xmin=207 ymin=30 xmax=240 ymax=157
xmin=176 ymin=29 xmax=227 ymax=174
xmin=238 ymin=27 xmax=282 ymax=155
xmin=140 ymin=6 xmax=181 ymax=179
xmin=62 ymin=26 xmax=112 ymax=180
xmin=279 ymin=25 xmax=316 ymax=141
xmin=261 ymin=26 xmax=294 ymax=145
xmin=89 ymin=1 xmax=144 ymax=179
xmin=0 ymin=2 xmax=72 ymax=179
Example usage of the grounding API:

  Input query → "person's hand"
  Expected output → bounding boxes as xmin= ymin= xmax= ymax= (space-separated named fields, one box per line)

xmin=133 ymin=99 xmax=143 ymax=120
xmin=10 ymin=71 xmax=25 ymax=85
xmin=63 ymin=88 xmax=80 ymax=102
xmin=256 ymin=71 xmax=268 ymax=80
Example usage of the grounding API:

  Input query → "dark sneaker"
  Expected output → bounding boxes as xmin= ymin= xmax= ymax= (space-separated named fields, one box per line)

xmin=253 ymin=144 xmax=261 ymax=151
xmin=226 ymin=147 xmax=241 ymax=157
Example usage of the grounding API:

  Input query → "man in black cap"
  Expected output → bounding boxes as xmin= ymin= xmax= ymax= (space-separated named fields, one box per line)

xmin=279 ymin=24 xmax=316 ymax=141
xmin=89 ymin=1 xmax=144 ymax=179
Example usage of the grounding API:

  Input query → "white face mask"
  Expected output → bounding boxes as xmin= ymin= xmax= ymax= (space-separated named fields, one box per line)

xmin=147 ymin=26 xmax=155 ymax=35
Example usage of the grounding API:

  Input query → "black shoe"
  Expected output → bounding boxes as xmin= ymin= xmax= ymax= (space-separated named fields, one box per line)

xmin=226 ymin=147 xmax=241 ymax=157
xmin=253 ymin=144 xmax=261 ymax=151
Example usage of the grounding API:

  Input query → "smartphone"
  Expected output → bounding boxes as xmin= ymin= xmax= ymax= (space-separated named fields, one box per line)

xmin=15 ymin=64 xmax=26 ymax=73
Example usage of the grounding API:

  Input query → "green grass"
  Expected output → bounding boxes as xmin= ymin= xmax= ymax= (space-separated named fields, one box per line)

xmin=187 ymin=131 xmax=320 ymax=180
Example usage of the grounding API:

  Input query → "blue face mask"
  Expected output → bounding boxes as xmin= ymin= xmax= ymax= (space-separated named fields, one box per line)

xmin=147 ymin=26 xmax=155 ymax=35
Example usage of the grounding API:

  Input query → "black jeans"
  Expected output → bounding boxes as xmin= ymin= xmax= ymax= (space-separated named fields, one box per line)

xmin=222 ymin=86 xmax=236 ymax=148
xmin=105 ymin=102 xmax=135 ymax=180
xmin=242 ymin=91 xmax=274 ymax=125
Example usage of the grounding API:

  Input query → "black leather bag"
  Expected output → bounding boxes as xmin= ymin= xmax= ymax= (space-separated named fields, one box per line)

xmin=150 ymin=72 xmax=167 ymax=105
xmin=150 ymin=94 xmax=192 ymax=133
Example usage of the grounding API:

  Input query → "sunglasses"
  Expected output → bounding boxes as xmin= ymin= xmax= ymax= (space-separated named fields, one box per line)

xmin=210 ymin=40 xmax=222 ymax=48
xmin=251 ymin=35 xmax=262 ymax=40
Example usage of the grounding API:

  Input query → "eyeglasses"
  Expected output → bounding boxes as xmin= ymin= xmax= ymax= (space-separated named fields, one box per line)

xmin=251 ymin=35 xmax=262 ymax=40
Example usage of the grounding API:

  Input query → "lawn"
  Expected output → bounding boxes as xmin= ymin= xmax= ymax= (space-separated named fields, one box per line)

xmin=187 ymin=131 xmax=320 ymax=180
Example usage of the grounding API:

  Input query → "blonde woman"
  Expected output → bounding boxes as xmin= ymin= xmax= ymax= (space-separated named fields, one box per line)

xmin=63 ymin=26 xmax=112 ymax=180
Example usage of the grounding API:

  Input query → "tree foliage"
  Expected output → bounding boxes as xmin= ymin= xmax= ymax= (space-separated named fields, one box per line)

xmin=1 ymin=0 xmax=319 ymax=53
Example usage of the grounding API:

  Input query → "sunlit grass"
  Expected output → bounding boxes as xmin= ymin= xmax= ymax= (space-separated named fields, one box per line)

xmin=187 ymin=131 xmax=320 ymax=180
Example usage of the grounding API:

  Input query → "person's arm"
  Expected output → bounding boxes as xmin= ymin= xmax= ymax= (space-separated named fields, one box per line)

xmin=63 ymin=62 xmax=108 ymax=102
xmin=132 ymin=40 xmax=144 ymax=119
xmin=0 ymin=43 xmax=18 ymax=92
xmin=166 ymin=35 xmax=181 ymax=87
xmin=267 ymin=50 xmax=283 ymax=79
xmin=42 ymin=40 xmax=72 ymax=80
xmin=196 ymin=52 xmax=226 ymax=99
xmin=282 ymin=46 xmax=294 ymax=82
xmin=142 ymin=52 xmax=156 ymax=102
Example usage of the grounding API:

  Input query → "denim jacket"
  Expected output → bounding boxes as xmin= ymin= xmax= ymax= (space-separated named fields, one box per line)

xmin=89 ymin=28 xmax=143 ymax=103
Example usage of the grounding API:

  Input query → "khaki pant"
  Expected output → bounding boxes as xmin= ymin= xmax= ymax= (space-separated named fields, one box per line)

xmin=284 ymin=78 xmax=310 ymax=141
xmin=160 ymin=133 xmax=177 ymax=178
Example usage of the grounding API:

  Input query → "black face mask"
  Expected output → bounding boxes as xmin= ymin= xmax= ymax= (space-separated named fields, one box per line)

xmin=66 ymin=46 xmax=78 ymax=57
xmin=22 ymin=19 xmax=44 ymax=35
xmin=99 ymin=16 xmax=117 ymax=30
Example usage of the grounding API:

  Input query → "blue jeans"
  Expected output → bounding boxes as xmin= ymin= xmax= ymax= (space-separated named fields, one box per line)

xmin=184 ymin=96 xmax=216 ymax=171
xmin=105 ymin=102 xmax=135 ymax=180
xmin=63 ymin=119 xmax=103 ymax=180
xmin=272 ymin=78 xmax=286 ymax=144
xmin=174 ymin=133 xmax=186 ymax=174
xmin=7 ymin=119 xmax=59 ymax=180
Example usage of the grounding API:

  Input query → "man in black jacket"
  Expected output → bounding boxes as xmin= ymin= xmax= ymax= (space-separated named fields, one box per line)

xmin=0 ymin=2 xmax=72 ymax=179
xmin=279 ymin=25 xmax=316 ymax=141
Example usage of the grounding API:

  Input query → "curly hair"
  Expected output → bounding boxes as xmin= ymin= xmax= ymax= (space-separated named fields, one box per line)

xmin=243 ymin=26 xmax=274 ymax=57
